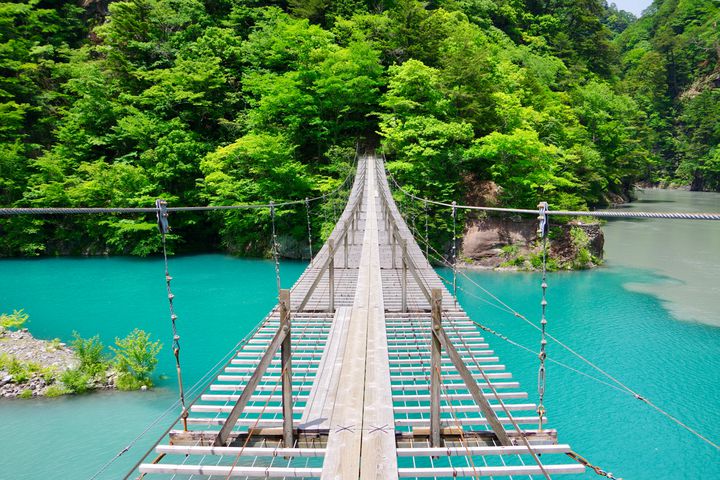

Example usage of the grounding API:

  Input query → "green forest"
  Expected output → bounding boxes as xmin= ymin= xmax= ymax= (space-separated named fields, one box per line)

xmin=1 ymin=0 xmax=718 ymax=256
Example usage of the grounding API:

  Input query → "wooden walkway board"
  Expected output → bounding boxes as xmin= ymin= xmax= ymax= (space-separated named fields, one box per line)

xmin=298 ymin=306 xmax=352 ymax=431
xmin=321 ymin=156 xmax=397 ymax=480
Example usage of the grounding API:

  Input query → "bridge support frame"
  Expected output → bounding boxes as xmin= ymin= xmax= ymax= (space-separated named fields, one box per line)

xmin=430 ymin=289 xmax=442 ymax=447
xmin=213 ymin=290 xmax=294 ymax=447
xmin=344 ymin=225 xmax=349 ymax=268
xmin=279 ymin=289 xmax=294 ymax=448
xmin=401 ymin=239 xmax=408 ymax=313
xmin=328 ymin=239 xmax=335 ymax=312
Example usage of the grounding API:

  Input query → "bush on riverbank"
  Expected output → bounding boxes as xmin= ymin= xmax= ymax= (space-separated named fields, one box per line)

xmin=0 ymin=313 xmax=163 ymax=398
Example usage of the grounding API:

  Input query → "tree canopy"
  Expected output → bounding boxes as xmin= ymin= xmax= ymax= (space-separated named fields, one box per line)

xmin=0 ymin=0 xmax=716 ymax=256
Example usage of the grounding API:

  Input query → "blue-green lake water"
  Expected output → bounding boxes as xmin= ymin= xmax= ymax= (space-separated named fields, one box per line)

xmin=1 ymin=190 xmax=719 ymax=479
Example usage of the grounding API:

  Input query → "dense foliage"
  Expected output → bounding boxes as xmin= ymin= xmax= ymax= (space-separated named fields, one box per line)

xmin=617 ymin=0 xmax=720 ymax=191
xmin=0 ymin=0 xmax=716 ymax=256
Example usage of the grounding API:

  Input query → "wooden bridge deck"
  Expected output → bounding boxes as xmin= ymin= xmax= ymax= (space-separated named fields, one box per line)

xmin=136 ymin=155 xmax=584 ymax=479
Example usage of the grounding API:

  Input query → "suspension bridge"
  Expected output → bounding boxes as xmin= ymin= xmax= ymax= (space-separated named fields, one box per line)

xmin=123 ymin=154 xmax=585 ymax=479
xmin=3 ymin=152 xmax=718 ymax=479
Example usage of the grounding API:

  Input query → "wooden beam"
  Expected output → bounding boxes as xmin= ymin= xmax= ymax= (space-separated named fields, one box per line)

xmin=213 ymin=322 xmax=289 ymax=446
xmin=435 ymin=327 xmax=512 ymax=446
xmin=280 ymin=289 xmax=294 ymax=448
xmin=430 ymin=289 xmax=441 ymax=448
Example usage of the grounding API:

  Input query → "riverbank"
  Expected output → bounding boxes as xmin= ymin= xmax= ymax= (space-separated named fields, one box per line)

xmin=0 ymin=327 xmax=89 ymax=398
xmin=0 ymin=322 xmax=162 ymax=398
xmin=460 ymin=215 xmax=604 ymax=271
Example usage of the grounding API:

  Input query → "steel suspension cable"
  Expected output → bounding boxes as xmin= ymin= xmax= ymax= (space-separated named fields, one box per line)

xmin=270 ymin=202 xmax=282 ymax=294
xmin=397 ymin=194 xmax=720 ymax=451
xmin=156 ymin=200 xmax=189 ymax=431
xmin=305 ymin=198 xmax=314 ymax=265
xmin=536 ymin=202 xmax=549 ymax=432
xmin=384 ymin=168 xmax=720 ymax=455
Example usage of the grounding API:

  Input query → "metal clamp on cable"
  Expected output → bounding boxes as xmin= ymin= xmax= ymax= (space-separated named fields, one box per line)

xmin=156 ymin=199 xmax=169 ymax=234
xmin=537 ymin=201 xmax=549 ymax=238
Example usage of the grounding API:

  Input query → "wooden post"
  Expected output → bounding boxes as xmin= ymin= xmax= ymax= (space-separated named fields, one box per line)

xmin=344 ymin=226 xmax=349 ymax=268
xmin=401 ymin=239 xmax=408 ymax=313
xmin=430 ymin=289 xmax=442 ymax=448
xmin=279 ymin=289 xmax=294 ymax=448
xmin=214 ymin=319 xmax=289 ymax=446
xmin=352 ymin=212 xmax=356 ymax=245
xmin=328 ymin=239 xmax=335 ymax=312
xmin=391 ymin=228 xmax=397 ymax=269
xmin=436 ymin=328 xmax=513 ymax=446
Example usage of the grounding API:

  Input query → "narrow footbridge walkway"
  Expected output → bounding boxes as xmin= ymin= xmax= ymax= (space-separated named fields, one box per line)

xmin=136 ymin=156 xmax=585 ymax=479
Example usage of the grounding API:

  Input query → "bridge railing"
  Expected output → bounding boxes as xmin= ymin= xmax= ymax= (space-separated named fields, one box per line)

xmin=373 ymin=157 xmax=516 ymax=448
xmin=296 ymin=156 xmax=367 ymax=312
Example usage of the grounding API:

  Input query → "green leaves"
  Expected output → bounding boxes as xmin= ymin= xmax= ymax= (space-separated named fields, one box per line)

xmin=110 ymin=328 xmax=162 ymax=389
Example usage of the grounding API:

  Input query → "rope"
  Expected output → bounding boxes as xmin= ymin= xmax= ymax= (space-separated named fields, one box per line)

xmin=434 ymin=364 xmax=480 ymax=480
xmin=567 ymin=450 xmax=623 ymax=479
xmin=380 ymin=155 xmax=720 ymax=221
xmin=270 ymin=202 xmax=282 ymax=294
xmin=156 ymin=200 xmax=189 ymax=431
xmin=223 ymin=366 xmax=287 ymax=480
xmin=537 ymin=202 xmax=549 ymax=431
xmin=305 ymin=198 xmax=314 ymax=265
xmin=451 ymin=201 xmax=458 ymax=307
xmin=1 ymin=152 xmax=360 ymax=217
xmin=441 ymin=308 xmax=552 ymax=480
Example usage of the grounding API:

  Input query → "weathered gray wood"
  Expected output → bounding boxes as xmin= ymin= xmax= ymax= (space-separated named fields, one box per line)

xmin=279 ymin=289 xmax=294 ymax=448
xmin=213 ymin=323 xmax=288 ymax=446
xmin=298 ymin=307 xmax=352 ymax=431
xmin=435 ymin=326 xmax=512 ymax=446
xmin=359 ymin=158 xmax=398 ymax=480
xmin=401 ymin=238 xmax=407 ymax=313
xmin=397 ymin=465 xmax=586 ymax=477
xmin=329 ymin=238 xmax=335 ymax=312
xmin=430 ymin=288 xmax=442 ymax=448
xmin=139 ymin=464 xmax=323 ymax=477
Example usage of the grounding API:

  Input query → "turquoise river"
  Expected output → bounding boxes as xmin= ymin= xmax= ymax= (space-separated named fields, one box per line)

xmin=0 ymin=189 xmax=718 ymax=479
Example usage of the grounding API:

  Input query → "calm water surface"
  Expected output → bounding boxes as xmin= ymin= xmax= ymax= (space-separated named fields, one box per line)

xmin=0 ymin=190 xmax=718 ymax=479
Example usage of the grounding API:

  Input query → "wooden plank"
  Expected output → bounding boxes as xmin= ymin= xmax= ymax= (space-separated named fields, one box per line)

xmin=298 ymin=307 xmax=352 ymax=431
xmin=280 ymin=289 xmax=294 ymax=448
xmin=360 ymin=156 xmax=398 ymax=480
xmin=397 ymin=465 xmax=585 ymax=477
xmin=139 ymin=464 xmax=323 ymax=477
xmin=321 ymin=170 xmax=372 ymax=479
xmin=156 ymin=445 xmax=326 ymax=457
xmin=430 ymin=288 xmax=442 ymax=448
xmin=397 ymin=444 xmax=571 ymax=456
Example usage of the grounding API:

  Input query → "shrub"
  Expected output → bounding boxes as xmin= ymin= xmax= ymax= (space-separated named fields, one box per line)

xmin=110 ymin=329 xmax=162 ymax=390
xmin=71 ymin=332 xmax=107 ymax=377
xmin=500 ymin=244 xmax=519 ymax=259
xmin=45 ymin=385 xmax=68 ymax=397
xmin=0 ymin=309 xmax=28 ymax=330
xmin=60 ymin=368 xmax=91 ymax=394
xmin=7 ymin=358 xmax=31 ymax=383
xmin=116 ymin=372 xmax=144 ymax=391
xmin=19 ymin=389 xmax=32 ymax=399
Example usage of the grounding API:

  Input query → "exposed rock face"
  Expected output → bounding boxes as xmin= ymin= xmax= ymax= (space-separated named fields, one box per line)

xmin=462 ymin=216 xmax=538 ymax=268
xmin=461 ymin=215 xmax=604 ymax=269
xmin=0 ymin=328 xmax=77 ymax=398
